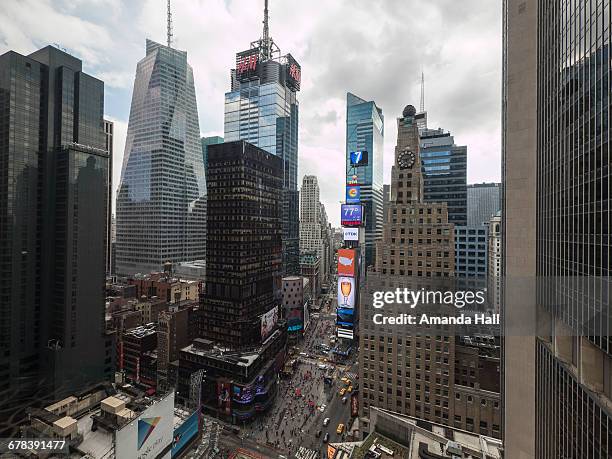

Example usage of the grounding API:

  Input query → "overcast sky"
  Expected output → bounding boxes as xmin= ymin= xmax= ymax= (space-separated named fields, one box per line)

xmin=0 ymin=0 xmax=502 ymax=226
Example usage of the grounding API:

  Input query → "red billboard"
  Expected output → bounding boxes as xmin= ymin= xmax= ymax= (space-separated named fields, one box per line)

xmin=351 ymin=391 xmax=359 ymax=417
xmin=217 ymin=381 xmax=232 ymax=415
xmin=337 ymin=248 xmax=356 ymax=277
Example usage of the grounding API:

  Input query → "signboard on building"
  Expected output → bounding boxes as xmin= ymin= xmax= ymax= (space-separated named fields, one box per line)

xmin=261 ymin=306 xmax=279 ymax=341
xmin=346 ymin=174 xmax=359 ymax=185
xmin=171 ymin=410 xmax=199 ymax=457
xmin=217 ymin=382 xmax=232 ymax=415
xmin=336 ymin=307 xmax=354 ymax=327
xmin=236 ymin=48 xmax=260 ymax=81
xmin=350 ymin=391 xmax=359 ymax=417
xmin=337 ymin=327 xmax=354 ymax=340
xmin=350 ymin=150 xmax=368 ymax=166
xmin=285 ymin=53 xmax=301 ymax=91
xmin=342 ymin=227 xmax=359 ymax=241
xmin=337 ymin=248 xmax=356 ymax=277
xmin=327 ymin=445 xmax=338 ymax=459
xmin=337 ymin=276 xmax=355 ymax=309
xmin=341 ymin=204 xmax=363 ymax=227
xmin=345 ymin=185 xmax=360 ymax=203
xmin=115 ymin=392 xmax=174 ymax=459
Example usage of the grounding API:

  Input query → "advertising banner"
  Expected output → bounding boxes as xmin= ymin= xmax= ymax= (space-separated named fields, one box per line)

xmin=235 ymin=48 xmax=260 ymax=81
xmin=337 ymin=249 xmax=356 ymax=277
xmin=327 ymin=445 xmax=337 ymax=459
xmin=350 ymin=392 xmax=359 ymax=417
xmin=337 ymin=276 xmax=356 ymax=309
xmin=341 ymin=204 xmax=363 ymax=226
xmin=345 ymin=185 xmax=360 ymax=203
xmin=337 ymin=308 xmax=354 ymax=327
xmin=342 ymin=227 xmax=359 ymax=241
xmin=217 ymin=382 xmax=232 ymax=415
xmin=232 ymin=384 xmax=254 ymax=404
xmin=115 ymin=392 xmax=174 ymax=459
xmin=261 ymin=306 xmax=279 ymax=341
xmin=285 ymin=53 xmax=301 ymax=91
xmin=349 ymin=150 xmax=368 ymax=166
xmin=337 ymin=327 xmax=354 ymax=340
xmin=171 ymin=410 xmax=199 ymax=457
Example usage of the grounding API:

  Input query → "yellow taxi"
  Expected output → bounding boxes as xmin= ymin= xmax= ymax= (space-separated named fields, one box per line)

xmin=336 ymin=423 xmax=345 ymax=434
xmin=346 ymin=385 xmax=353 ymax=393
xmin=341 ymin=377 xmax=350 ymax=385
xmin=339 ymin=387 xmax=346 ymax=396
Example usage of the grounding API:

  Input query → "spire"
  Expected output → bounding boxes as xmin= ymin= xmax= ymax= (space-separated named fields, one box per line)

xmin=167 ymin=0 xmax=173 ymax=48
xmin=262 ymin=0 xmax=270 ymax=59
xmin=420 ymin=71 xmax=425 ymax=113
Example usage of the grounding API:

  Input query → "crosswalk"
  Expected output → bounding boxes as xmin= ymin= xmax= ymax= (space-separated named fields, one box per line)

xmin=343 ymin=371 xmax=358 ymax=381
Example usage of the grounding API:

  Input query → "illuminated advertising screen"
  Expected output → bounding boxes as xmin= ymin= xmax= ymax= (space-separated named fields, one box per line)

xmin=232 ymin=384 xmax=254 ymax=404
xmin=217 ymin=382 xmax=232 ymax=415
xmin=337 ymin=276 xmax=356 ymax=309
xmin=337 ymin=327 xmax=354 ymax=340
xmin=349 ymin=150 xmax=368 ymax=166
xmin=115 ymin=392 xmax=174 ymax=459
xmin=255 ymin=375 xmax=267 ymax=396
xmin=261 ymin=306 xmax=278 ymax=341
xmin=346 ymin=174 xmax=359 ymax=185
xmin=337 ymin=307 xmax=354 ymax=327
xmin=171 ymin=410 xmax=199 ymax=457
xmin=341 ymin=204 xmax=363 ymax=226
xmin=337 ymin=248 xmax=356 ymax=277
xmin=350 ymin=392 xmax=359 ymax=417
xmin=235 ymin=48 xmax=260 ymax=81
xmin=345 ymin=185 xmax=360 ymax=203
xmin=285 ymin=53 xmax=301 ymax=91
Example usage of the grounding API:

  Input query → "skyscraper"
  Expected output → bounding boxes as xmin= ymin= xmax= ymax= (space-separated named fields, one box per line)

xmin=504 ymin=1 xmax=611 ymax=457
xmin=200 ymin=135 xmax=223 ymax=180
xmin=116 ymin=39 xmax=205 ymax=276
xmin=104 ymin=119 xmax=113 ymax=275
xmin=467 ymin=183 xmax=501 ymax=227
xmin=346 ymin=92 xmax=384 ymax=268
xmin=198 ymin=140 xmax=283 ymax=349
xmin=300 ymin=175 xmax=330 ymax=287
xmin=0 ymin=46 xmax=112 ymax=434
xmin=224 ymin=1 xmax=301 ymax=276
xmin=420 ymin=127 xmax=467 ymax=226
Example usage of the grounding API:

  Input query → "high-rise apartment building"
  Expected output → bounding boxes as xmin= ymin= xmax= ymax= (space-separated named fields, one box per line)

xmin=198 ymin=140 xmax=283 ymax=349
xmin=467 ymin=183 xmax=501 ymax=227
xmin=504 ymin=1 xmax=611 ymax=457
xmin=346 ymin=92 xmax=384 ymax=268
xmin=224 ymin=3 xmax=301 ymax=276
xmin=116 ymin=39 xmax=205 ymax=276
xmin=0 ymin=46 xmax=112 ymax=434
xmin=420 ymin=127 xmax=467 ymax=226
xmin=487 ymin=212 xmax=501 ymax=313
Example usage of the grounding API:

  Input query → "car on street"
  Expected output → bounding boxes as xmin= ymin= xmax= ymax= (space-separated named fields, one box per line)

xmin=341 ymin=377 xmax=350 ymax=385
xmin=323 ymin=432 xmax=330 ymax=443
xmin=336 ymin=423 xmax=345 ymax=434
xmin=315 ymin=430 xmax=322 ymax=438
xmin=339 ymin=387 xmax=346 ymax=396
xmin=347 ymin=385 xmax=353 ymax=393
xmin=323 ymin=417 xmax=330 ymax=426
xmin=299 ymin=352 xmax=307 ymax=356
xmin=342 ymin=396 xmax=347 ymax=404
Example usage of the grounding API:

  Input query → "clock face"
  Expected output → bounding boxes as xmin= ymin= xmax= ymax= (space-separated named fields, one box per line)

xmin=398 ymin=149 xmax=416 ymax=169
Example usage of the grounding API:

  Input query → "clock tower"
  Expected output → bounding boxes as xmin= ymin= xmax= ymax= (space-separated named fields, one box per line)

xmin=391 ymin=105 xmax=423 ymax=207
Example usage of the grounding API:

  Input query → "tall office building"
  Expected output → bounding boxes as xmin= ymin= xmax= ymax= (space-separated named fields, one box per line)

xmin=198 ymin=140 xmax=283 ymax=349
xmin=420 ymin=127 xmax=467 ymax=226
xmin=201 ymin=135 xmax=223 ymax=180
xmin=346 ymin=92 xmax=384 ymax=268
xmin=0 ymin=46 xmax=112 ymax=434
xmin=467 ymin=183 xmax=501 ymax=227
xmin=365 ymin=105 xmax=500 ymax=436
xmin=504 ymin=1 xmax=611 ymax=457
xmin=104 ymin=119 xmax=113 ymax=275
xmin=224 ymin=1 xmax=301 ymax=276
xmin=487 ymin=212 xmax=501 ymax=313
xmin=454 ymin=226 xmax=488 ymax=278
xmin=116 ymin=39 xmax=205 ymax=276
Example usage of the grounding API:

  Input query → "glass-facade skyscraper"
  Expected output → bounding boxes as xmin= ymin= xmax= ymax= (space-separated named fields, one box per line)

xmin=346 ymin=92 xmax=384 ymax=268
xmin=224 ymin=35 xmax=301 ymax=276
xmin=116 ymin=39 xmax=205 ymax=276
xmin=504 ymin=1 xmax=611 ymax=457
xmin=0 ymin=46 xmax=112 ymax=435
xmin=420 ymin=127 xmax=467 ymax=226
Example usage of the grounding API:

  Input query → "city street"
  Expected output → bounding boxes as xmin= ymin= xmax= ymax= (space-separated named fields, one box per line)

xmin=235 ymin=292 xmax=359 ymax=457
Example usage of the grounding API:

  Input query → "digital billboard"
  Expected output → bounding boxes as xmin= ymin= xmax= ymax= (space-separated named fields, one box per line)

xmin=235 ymin=48 xmax=260 ymax=81
xmin=341 ymin=204 xmax=363 ymax=227
xmin=261 ymin=306 xmax=279 ymax=341
xmin=337 ymin=276 xmax=356 ymax=309
xmin=343 ymin=227 xmax=359 ymax=241
xmin=115 ymin=392 xmax=174 ymax=459
xmin=337 ymin=248 xmax=356 ymax=277
xmin=337 ymin=327 xmax=354 ymax=340
xmin=350 ymin=392 xmax=359 ymax=417
xmin=347 ymin=174 xmax=359 ymax=185
xmin=285 ymin=53 xmax=301 ymax=91
xmin=345 ymin=185 xmax=360 ymax=203
xmin=337 ymin=307 xmax=354 ymax=327
xmin=232 ymin=384 xmax=254 ymax=404
xmin=217 ymin=382 xmax=232 ymax=415
xmin=350 ymin=150 xmax=368 ymax=166
xmin=171 ymin=410 xmax=199 ymax=457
